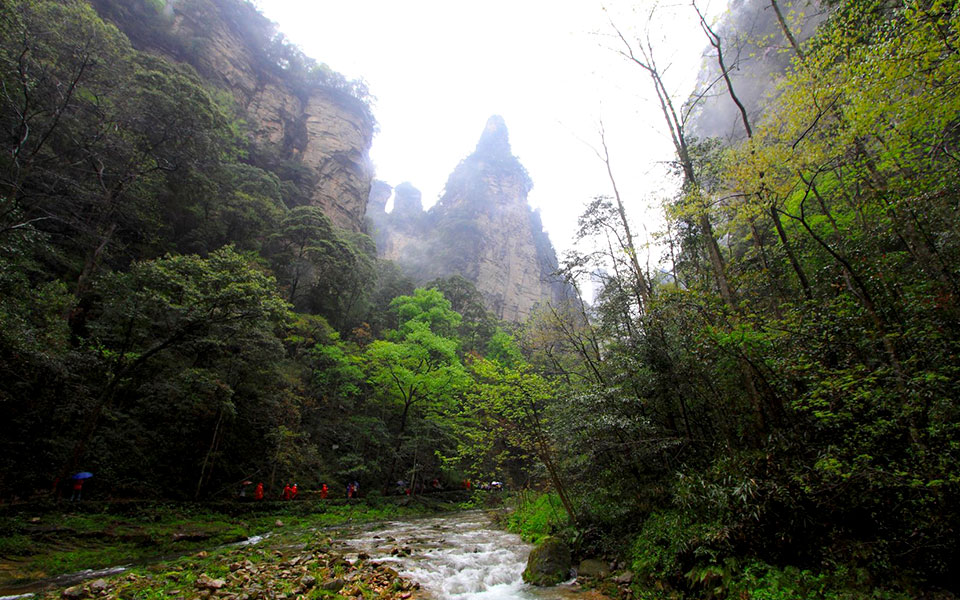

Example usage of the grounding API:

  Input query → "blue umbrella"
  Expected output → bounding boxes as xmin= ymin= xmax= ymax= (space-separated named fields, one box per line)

xmin=72 ymin=472 xmax=93 ymax=480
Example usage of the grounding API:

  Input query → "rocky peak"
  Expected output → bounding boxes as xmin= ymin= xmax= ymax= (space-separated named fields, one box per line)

xmin=475 ymin=115 xmax=511 ymax=158
xmin=367 ymin=117 xmax=571 ymax=322
xmin=437 ymin=116 xmax=532 ymax=217
xmin=367 ymin=180 xmax=392 ymax=214
xmin=392 ymin=182 xmax=424 ymax=216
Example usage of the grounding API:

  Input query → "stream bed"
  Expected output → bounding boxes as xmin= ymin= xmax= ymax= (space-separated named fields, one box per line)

xmin=334 ymin=510 xmax=583 ymax=600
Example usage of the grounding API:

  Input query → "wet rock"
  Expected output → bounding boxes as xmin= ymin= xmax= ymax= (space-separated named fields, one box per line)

xmin=89 ymin=579 xmax=109 ymax=593
xmin=62 ymin=585 xmax=86 ymax=599
xmin=578 ymin=559 xmax=610 ymax=578
xmin=301 ymin=575 xmax=317 ymax=588
xmin=522 ymin=536 xmax=572 ymax=586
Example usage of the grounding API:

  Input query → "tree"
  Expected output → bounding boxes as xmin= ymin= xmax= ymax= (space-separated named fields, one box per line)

xmin=269 ymin=206 xmax=376 ymax=330
xmin=464 ymin=352 xmax=577 ymax=523
xmin=363 ymin=288 xmax=469 ymax=487
xmin=60 ymin=246 xmax=291 ymax=488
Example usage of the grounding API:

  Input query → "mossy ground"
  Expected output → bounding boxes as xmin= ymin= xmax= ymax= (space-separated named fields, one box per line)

xmin=0 ymin=494 xmax=471 ymax=593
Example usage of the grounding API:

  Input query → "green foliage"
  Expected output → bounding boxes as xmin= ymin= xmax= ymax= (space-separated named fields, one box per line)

xmin=505 ymin=493 xmax=569 ymax=543
xmin=538 ymin=0 xmax=960 ymax=595
xmin=723 ymin=560 xmax=913 ymax=600
xmin=629 ymin=510 xmax=726 ymax=585
xmin=0 ymin=0 xmax=411 ymax=502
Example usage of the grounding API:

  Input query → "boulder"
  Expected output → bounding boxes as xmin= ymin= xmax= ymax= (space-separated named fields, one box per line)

xmin=89 ymin=579 xmax=109 ymax=593
xmin=322 ymin=578 xmax=346 ymax=592
xmin=612 ymin=570 xmax=634 ymax=584
xmin=522 ymin=536 xmax=571 ymax=586
xmin=62 ymin=585 xmax=85 ymax=599
xmin=577 ymin=559 xmax=610 ymax=579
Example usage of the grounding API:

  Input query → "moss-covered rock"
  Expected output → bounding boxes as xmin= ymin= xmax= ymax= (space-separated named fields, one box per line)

xmin=522 ymin=536 xmax=571 ymax=586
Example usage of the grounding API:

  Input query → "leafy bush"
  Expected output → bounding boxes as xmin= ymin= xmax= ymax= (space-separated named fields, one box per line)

xmin=505 ymin=492 xmax=568 ymax=543
xmin=629 ymin=510 xmax=728 ymax=585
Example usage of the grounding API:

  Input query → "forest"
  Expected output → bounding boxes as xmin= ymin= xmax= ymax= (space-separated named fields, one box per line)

xmin=1 ymin=0 xmax=959 ymax=598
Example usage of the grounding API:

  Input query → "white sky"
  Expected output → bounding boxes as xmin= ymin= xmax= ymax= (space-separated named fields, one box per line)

xmin=253 ymin=0 xmax=722 ymax=264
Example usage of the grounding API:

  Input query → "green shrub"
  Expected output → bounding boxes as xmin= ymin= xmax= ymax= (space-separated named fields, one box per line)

xmin=629 ymin=510 xmax=726 ymax=583
xmin=505 ymin=492 xmax=568 ymax=543
xmin=726 ymin=561 xmax=913 ymax=600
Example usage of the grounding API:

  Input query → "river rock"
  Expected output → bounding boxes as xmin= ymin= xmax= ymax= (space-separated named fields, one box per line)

xmin=196 ymin=573 xmax=227 ymax=589
xmin=89 ymin=578 xmax=109 ymax=593
xmin=62 ymin=585 xmax=86 ymax=599
xmin=522 ymin=536 xmax=572 ymax=586
xmin=578 ymin=559 xmax=610 ymax=578
xmin=322 ymin=578 xmax=346 ymax=592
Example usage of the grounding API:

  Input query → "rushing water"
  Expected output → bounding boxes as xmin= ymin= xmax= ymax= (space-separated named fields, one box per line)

xmin=336 ymin=511 xmax=580 ymax=600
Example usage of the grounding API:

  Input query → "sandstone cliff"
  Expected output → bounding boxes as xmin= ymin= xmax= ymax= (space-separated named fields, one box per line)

xmin=368 ymin=117 xmax=570 ymax=322
xmin=93 ymin=0 xmax=374 ymax=232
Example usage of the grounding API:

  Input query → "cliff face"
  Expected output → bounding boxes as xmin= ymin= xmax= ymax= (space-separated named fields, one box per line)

xmin=689 ymin=0 xmax=824 ymax=141
xmin=369 ymin=117 xmax=570 ymax=322
xmin=98 ymin=0 xmax=374 ymax=232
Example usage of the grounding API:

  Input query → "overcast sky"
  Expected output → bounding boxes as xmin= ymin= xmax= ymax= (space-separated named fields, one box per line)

xmin=253 ymin=0 xmax=721 ymax=262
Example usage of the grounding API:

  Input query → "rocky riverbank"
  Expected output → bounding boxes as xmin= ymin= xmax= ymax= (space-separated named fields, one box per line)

xmin=34 ymin=530 xmax=419 ymax=600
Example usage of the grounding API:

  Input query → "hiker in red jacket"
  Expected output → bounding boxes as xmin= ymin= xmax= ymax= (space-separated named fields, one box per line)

xmin=254 ymin=482 xmax=264 ymax=500
xmin=71 ymin=478 xmax=83 ymax=501
xmin=320 ymin=483 xmax=328 ymax=499
xmin=290 ymin=483 xmax=298 ymax=500
xmin=283 ymin=483 xmax=292 ymax=500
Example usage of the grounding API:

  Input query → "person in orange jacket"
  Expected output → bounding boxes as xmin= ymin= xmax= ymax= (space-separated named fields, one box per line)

xmin=254 ymin=482 xmax=264 ymax=500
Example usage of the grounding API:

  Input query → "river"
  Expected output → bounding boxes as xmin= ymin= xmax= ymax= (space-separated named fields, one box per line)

xmin=334 ymin=510 xmax=582 ymax=600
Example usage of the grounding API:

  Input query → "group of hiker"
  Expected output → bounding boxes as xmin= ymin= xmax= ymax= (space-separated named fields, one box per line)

xmin=240 ymin=480 xmax=358 ymax=500
xmin=237 ymin=476 xmax=505 ymax=501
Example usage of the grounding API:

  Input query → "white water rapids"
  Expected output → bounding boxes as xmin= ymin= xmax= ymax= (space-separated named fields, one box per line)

xmin=335 ymin=510 xmax=581 ymax=600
